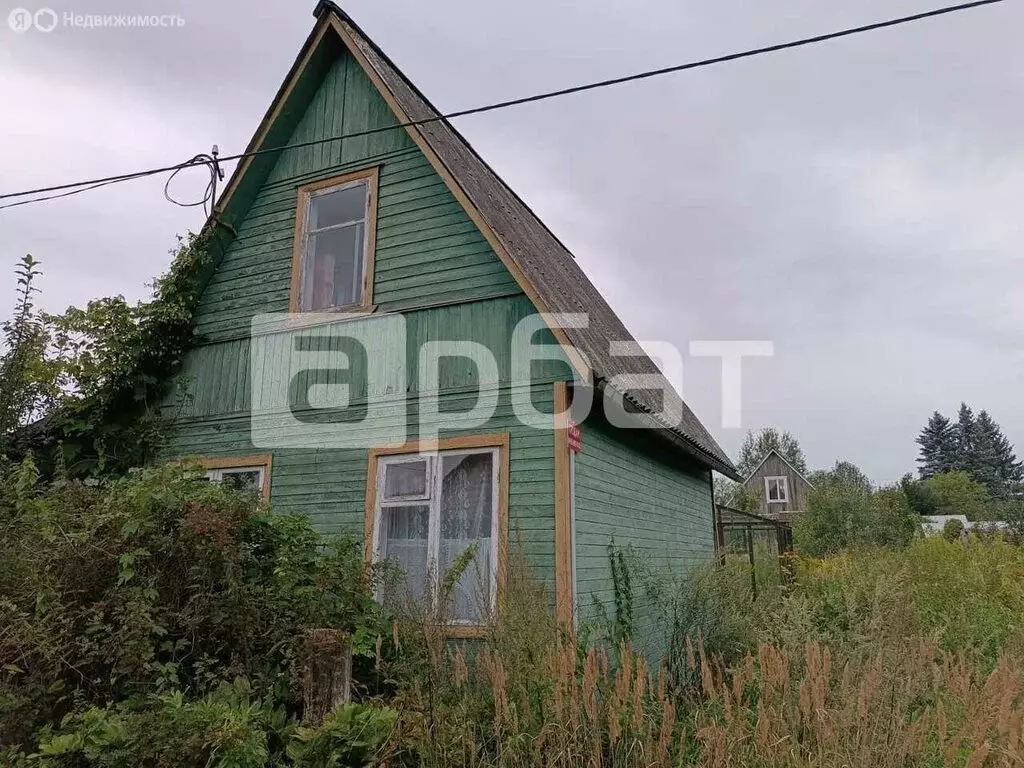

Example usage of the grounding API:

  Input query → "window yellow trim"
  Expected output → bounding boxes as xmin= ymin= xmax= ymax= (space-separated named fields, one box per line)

xmin=194 ymin=454 xmax=273 ymax=502
xmin=364 ymin=433 xmax=510 ymax=633
xmin=553 ymin=381 xmax=574 ymax=629
xmin=289 ymin=165 xmax=380 ymax=315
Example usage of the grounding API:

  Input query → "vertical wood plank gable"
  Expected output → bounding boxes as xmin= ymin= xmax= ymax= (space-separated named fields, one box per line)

xmin=194 ymin=47 xmax=521 ymax=343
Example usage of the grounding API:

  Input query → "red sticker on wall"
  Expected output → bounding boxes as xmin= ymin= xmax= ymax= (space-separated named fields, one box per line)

xmin=567 ymin=421 xmax=582 ymax=454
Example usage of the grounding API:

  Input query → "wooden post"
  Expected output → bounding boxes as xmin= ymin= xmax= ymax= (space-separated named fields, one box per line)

xmin=302 ymin=629 xmax=352 ymax=726
xmin=716 ymin=514 xmax=726 ymax=566
xmin=746 ymin=527 xmax=758 ymax=602
xmin=777 ymin=524 xmax=796 ymax=585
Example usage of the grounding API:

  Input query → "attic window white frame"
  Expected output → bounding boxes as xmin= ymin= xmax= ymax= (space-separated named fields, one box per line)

xmin=764 ymin=476 xmax=789 ymax=504
xmin=289 ymin=166 xmax=380 ymax=314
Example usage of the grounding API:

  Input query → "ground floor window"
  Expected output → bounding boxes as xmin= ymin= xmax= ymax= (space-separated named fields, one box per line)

xmin=197 ymin=455 xmax=272 ymax=501
xmin=370 ymin=443 xmax=502 ymax=626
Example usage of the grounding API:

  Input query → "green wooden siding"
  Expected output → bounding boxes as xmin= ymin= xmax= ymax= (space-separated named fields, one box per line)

xmin=166 ymin=30 xmax=717 ymax=628
xmin=573 ymin=415 xmax=715 ymax=656
xmin=168 ymin=385 xmax=558 ymax=581
xmin=170 ymin=38 xmax=567 ymax=584
xmin=173 ymin=295 xmax=569 ymax=420
xmin=195 ymin=47 xmax=521 ymax=343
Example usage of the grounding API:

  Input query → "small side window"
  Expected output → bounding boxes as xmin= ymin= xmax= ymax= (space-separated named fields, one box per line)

xmin=197 ymin=455 xmax=272 ymax=501
xmin=382 ymin=458 xmax=430 ymax=502
xmin=209 ymin=466 xmax=265 ymax=495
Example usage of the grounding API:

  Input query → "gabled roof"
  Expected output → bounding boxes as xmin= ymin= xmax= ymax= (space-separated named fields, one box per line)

xmin=209 ymin=2 xmax=738 ymax=480
xmin=744 ymin=449 xmax=814 ymax=488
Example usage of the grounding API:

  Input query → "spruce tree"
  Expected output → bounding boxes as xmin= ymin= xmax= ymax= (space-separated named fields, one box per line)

xmin=974 ymin=410 xmax=1023 ymax=497
xmin=952 ymin=403 xmax=978 ymax=475
xmin=916 ymin=411 xmax=955 ymax=478
xmin=972 ymin=411 xmax=1003 ymax=492
xmin=916 ymin=406 xmax=1022 ymax=497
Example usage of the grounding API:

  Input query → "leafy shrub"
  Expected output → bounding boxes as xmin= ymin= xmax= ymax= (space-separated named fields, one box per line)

xmin=775 ymin=538 xmax=1024 ymax=666
xmin=0 ymin=460 xmax=387 ymax=756
xmin=793 ymin=483 xmax=918 ymax=557
xmin=943 ymin=517 xmax=965 ymax=541
xmin=34 ymin=680 xmax=280 ymax=768
xmin=925 ymin=471 xmax=991 ymax=521
xmin=286 ymin=703 xmax=397 ymax=767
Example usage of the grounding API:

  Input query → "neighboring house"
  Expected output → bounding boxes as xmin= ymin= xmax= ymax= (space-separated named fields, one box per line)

xmin=164 ymin=1 xmax=738 ymax=638
xmin=742 ymin=450 xmax=813 ymax=521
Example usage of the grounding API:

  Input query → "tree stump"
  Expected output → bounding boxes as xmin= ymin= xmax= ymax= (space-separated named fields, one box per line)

xmin=302 ymin=628 xmax=352 ymax=726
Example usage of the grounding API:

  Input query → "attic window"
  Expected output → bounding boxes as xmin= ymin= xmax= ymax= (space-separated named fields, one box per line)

xmin=764 ymin=476 xmax=789 ymax=504
xmin=292 ymin=167 xmax=379 ymax=313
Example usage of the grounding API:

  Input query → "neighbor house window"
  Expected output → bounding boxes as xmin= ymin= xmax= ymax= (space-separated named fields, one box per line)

xmin=292 ymin=167 xmax=379 ymax=313
xmin=198 ymin=455 xmax=272 ymax=501
xmin=369 ymin=441 xmax=504 ymax=627
xmin=765 ymin=476 xmax=789 ymax=504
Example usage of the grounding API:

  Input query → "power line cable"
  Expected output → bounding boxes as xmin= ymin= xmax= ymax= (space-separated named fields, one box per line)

xmin=163 ymin=147 xmax=225 ymax=217
xmin=0 ymin=0 xmax=1006 ymax=211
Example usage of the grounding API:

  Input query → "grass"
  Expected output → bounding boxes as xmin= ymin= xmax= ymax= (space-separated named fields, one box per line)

xmin=382 ymin=537 xmax=1024 ymax=767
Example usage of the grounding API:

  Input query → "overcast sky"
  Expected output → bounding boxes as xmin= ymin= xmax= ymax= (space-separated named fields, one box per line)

xmin=1 ymin=0 xmax=1021 ymax=482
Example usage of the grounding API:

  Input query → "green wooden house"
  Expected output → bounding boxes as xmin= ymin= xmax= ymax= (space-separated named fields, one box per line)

xmin=167 ymin=1 xmax=739 ymax=637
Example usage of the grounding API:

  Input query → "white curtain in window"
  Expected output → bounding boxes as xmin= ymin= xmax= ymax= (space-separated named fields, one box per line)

xmin=439 ymin=452 xmax=493 ymax=623
xmin=380 ymin=504 xmax=430 ymax=605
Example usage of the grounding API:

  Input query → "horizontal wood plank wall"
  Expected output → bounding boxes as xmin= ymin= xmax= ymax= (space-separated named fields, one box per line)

xmin=572 ymin=416 xmax=715 ymax=659
xmin=194 ymin=48 xmax=521 ymax=343
xmin=167 ymin=386 xmax=557 ymax=584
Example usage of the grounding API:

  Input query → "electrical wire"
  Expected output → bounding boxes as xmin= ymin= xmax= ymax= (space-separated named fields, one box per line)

xmin=163 ymin=148 xmax=224 ymax=217
xmin=0 ymin=0 xmax=1006 ymax=211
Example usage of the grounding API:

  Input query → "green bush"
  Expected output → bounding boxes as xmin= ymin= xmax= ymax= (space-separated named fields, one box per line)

xmin=782 ymin=537 xmax=1024 ymax=666
xmin=942 ymin=517 xmax=965 ymax=541
xmin=0 ymin=459 xmax=389 ymax=760
xmin=286 ymin=703 xmax=397 ymax=767
xmin=925 ymin=471 xmax=991 ymax=521
xmin=31 ymin=682 xmax=398 ymax=768
xmin=793 ymin=482 xmax=918 ymax=557
xmin=631 ymin=557 xmax=760 ymax=691
xmin=34 ymin=680 xmax=280 ymax=768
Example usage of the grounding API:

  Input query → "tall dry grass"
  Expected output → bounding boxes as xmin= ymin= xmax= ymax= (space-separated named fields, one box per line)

xmin=382 ymin=538 xmax=1024 ymax=767
xmin=695 ymin=640 xmax=1024 ymax=767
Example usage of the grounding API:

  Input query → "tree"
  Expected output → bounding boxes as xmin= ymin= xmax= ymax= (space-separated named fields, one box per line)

xmin=925 ymin=471 xmax=991 ymax=521
xmin=915 ymin=406 xmax=1022 ymax=498
xmin=0 ymin=256 xmax=62 ymax=451
xmin=942 ymin=517 xmax=965 ymax=541
xmin=713 ymin=474 xmax=759 ymax=513
xmin=793 ymin=482 xmax=917 ymax=557
xmin=951 ymin=403 xmax=978 ymax=476
xmin=736 ymin=427 xmax=806 ymax=478
xmin=8 ymin=232 xmax=214 ymax=479
xmin=972 ymin=410 xmax=1023 ymax=497
xmin=916 ymin=411 xmax=955 ymax=478
xmin=808 ymin=460 xmax=871 ymax=492
xmin=901 ymin=473 xmax=940 ymax=515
